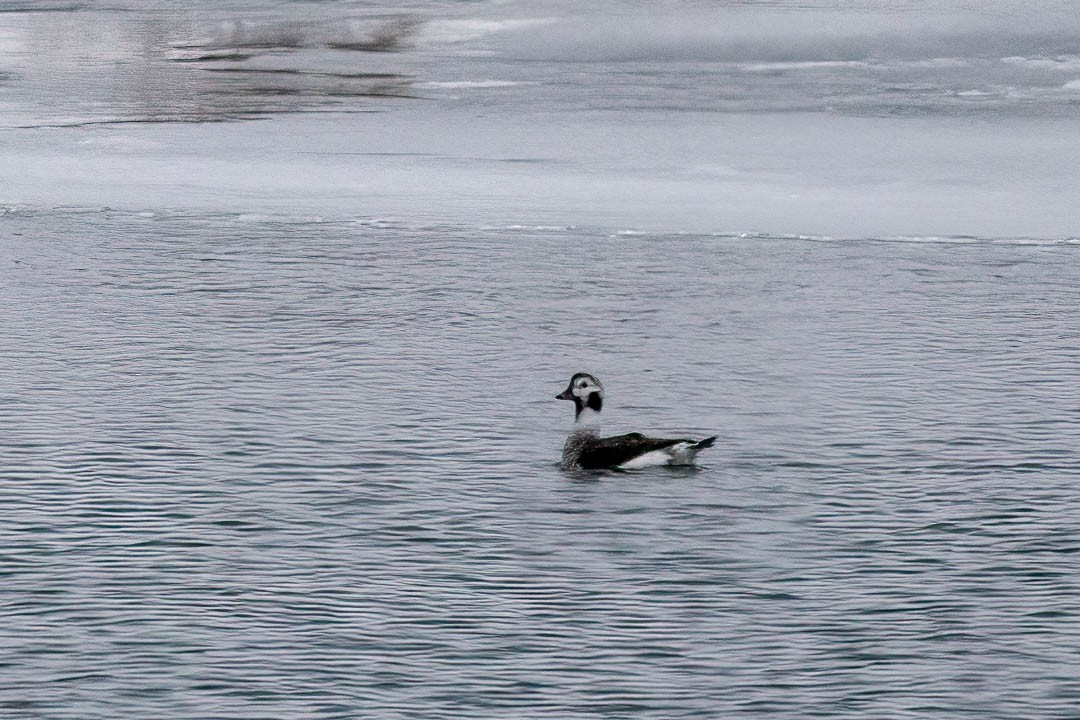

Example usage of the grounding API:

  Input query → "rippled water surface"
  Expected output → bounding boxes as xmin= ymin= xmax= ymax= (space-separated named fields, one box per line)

xmin=3 ymin=0 xmax=1080 ymax=717
xmin=3 ymin=209 xmax=1078 ymax=718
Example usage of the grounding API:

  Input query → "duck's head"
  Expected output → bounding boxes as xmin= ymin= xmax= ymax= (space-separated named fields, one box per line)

xmin=556 ymin=372 xmax=604 ymax=420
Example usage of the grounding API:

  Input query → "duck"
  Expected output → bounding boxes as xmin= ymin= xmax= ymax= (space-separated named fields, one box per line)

xmin=556 ymin=372 xmax=716 ymax=470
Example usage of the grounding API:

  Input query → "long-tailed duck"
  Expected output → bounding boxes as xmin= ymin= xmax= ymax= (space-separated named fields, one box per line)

xmin=556 ymin=372 xmax=716 ymax=470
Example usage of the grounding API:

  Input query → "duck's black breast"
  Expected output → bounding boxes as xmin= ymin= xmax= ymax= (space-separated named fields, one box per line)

xmin=576 ymin=432 xmax=686 ymax=469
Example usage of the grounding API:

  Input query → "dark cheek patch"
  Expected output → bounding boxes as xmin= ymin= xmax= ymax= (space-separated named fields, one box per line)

xmin=586 ymin=392 xmax=603 ymax=412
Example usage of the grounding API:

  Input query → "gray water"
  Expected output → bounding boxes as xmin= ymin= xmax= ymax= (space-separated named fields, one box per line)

xmin=4 ymin=210 xmax=1079 ymax=718
xmin=3 ymin=1 xmax=1080 ymax=718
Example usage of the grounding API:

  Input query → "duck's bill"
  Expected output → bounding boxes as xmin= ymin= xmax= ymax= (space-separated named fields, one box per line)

xmin=555 ymin=389 xmax=573 ymax=400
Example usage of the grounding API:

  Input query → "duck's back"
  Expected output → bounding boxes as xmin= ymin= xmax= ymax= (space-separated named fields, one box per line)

xmin=563 ymin=430 xmax=687 ymax=469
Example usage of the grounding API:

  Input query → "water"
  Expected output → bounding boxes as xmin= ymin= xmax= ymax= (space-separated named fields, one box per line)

xmin=2 ymin=1 xmax=1080 ymax=718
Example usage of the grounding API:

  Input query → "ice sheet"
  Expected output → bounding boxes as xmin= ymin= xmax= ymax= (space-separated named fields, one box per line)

xmin=1 ymin=0 xmax=1078 ymax=238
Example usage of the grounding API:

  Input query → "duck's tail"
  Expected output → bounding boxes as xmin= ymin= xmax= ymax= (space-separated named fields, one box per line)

xmin=693 ymin=435 xmax=717 ymax=451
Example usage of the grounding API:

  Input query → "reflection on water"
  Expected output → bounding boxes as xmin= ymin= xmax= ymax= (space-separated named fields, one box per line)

xmin=8 ymin=7 xmax=417 ymax=125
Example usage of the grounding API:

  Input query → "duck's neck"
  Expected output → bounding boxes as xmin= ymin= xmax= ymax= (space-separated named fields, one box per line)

xmin=574 ymin=406 xmax=602 ymax=427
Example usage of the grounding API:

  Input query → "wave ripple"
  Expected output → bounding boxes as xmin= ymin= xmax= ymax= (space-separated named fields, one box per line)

xmin=1 ymin=211 xmax=1078 ymax=718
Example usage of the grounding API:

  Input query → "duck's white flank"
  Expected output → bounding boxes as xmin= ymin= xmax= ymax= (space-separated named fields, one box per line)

xmin=616 ymin=442 xmax=700 ymax=469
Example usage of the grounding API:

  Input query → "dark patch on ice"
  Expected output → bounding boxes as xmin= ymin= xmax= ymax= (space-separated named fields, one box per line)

xmin=124 ymin=16 xmax=424 ymax=120
xmin=3 ymin=11 xmax=422 ymax=126
xmin=11 ymin=115 xmax=266 ymax=129
xmin=168 ymin=49 xmax=255 ymax=63
xmin=298 ymin=152 xmax=441 ymax=157
xmin=499 ymin=158 xmax=556 ymax=164
xmin=200 ymin=68 xmax=403 ymax=80
xmin=204 ymin=69 xmax=415 ymax=100
xmin=12 ymin=105 xmax=395 ymax=129
xmin=0 ymin=3 xmax=87 ymax=12
xmin=326 ymin=18 xmax=423 ymax=53
xmin=185 ymin=16 xmax=421 ymax=54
